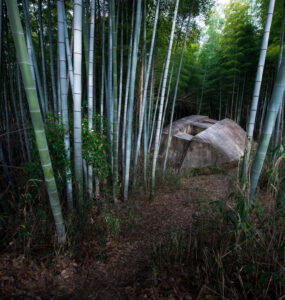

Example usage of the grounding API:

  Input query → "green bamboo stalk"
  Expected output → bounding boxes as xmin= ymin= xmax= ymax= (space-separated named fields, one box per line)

xmin=160 ymin=36 xmax=181 ymax=142
xmin=242 ymin=0 xmax=275 ymax=182
xmin=147 ymin=65 xmax=154 ymax=148
xmin=148 ymin=59 xmax=166 ymax=152
xmin=83 ymin=0 xmax=89 ymax=77
xmin=273 ymin=0 xmax=285 ymax=148
xmin=198 ymin=70 xmax=206 ymax=114
xmin=74 ymin=0 xmax=84 ymax=206
xmin=48 ymin=0 xmax=57 ymax=115
xmin=151 ymin=0 xmax=179 ymax=197
xmin=230 ymin=74 xmax=236 ymax=120
xmin=143 ymin=0 xmax=147 ymax=184
xmin=259 ymin=93 xmax=268 ymax=138
xmin=163 ymin=14 xmax=191 ymax=174
xmin=38 ymin=0 xmax=49 ymax=114
xmin=237 ymin=76 xmax=246 ymax=124
xmin=17 ymin=65 xmax=32 ymax=162
xmin=111 ymin=0 xmax=118 ymax=199
xmin=5 ymin=0 xmax=65 ymax=242
xmin=87 ymin=0 xmax=96 ymax=200
xmin=107 ymin=0 xmax=113 ymax=170
xmin=133 ymin=0 xmax=160 ymax=185
xmin=121 ymin=0 xmax=135 ymax=175
xmin=58 ymin=0 xmax=73 ymax=211
xmin=117 ymin=7 xmax=123 ymax=167
xmin=123 ymin=0 xmax=142 ymax=201
xmin=22 ymin=0 xmax=46 ymax=115
xmin=57 ymin=42 xmax=62 ymax=116
xmin=249 ymin=50 xmax=285 ymax=203
xmin=100 ymin=1 xmax=105 ymax=133
xmin=63 ymin=4 xmax=74 ymax=97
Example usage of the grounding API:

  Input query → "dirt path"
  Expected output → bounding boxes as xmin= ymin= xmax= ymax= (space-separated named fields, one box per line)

xmin=63 ymin=168 xmax=237 ymax=299
xmin=1 ymin=168 xmax=237 ymax=299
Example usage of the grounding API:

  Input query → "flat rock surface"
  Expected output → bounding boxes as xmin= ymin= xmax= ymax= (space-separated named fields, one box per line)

xmin=173 ymin=132 xmax=193 ymax=141
xmin=160 ymin=116 xmax=246 ymax=169
xmin=192 ymin=118 xmax=246 ymax=162
xmin=163 ymin=115 xmax=208 ymax=135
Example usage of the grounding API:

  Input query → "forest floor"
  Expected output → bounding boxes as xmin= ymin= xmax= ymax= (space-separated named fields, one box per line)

xmin=1 ymin=167 xmax=238 ymax=299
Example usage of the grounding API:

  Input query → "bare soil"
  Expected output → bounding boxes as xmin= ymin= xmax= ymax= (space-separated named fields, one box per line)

xmin=0 ymin=168 xmax=237 ymax=299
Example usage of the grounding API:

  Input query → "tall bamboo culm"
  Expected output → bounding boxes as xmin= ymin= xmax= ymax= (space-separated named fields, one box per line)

xmin=242 ymin=0 xmax=275 ymax=182
xmin=57 ymin=0 xmax=73 ymax=211
xmin=123 ymin=0 xmax=142 ymax=201
xmin=73 ymin=0 xmax=84 ymax=206
xmin=5 ymin=0 xmax=65 ymax=243
xmin=87 ymin=0 xmax=96 ymax=200
xmin=163 ymin=14 xmax=192 ymax=174
xmin=250 ymin=50 xmax=285 ymax=203
xmin=151 ymin=0 xmax=180 ymax=197
xmin=111 ymin=0 xmax=119 ymax=200
xmin=133 ymin=0 xmax=160 ymax=185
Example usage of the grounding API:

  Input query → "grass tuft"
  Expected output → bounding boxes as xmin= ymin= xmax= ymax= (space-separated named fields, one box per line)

xmin=145 ymin=192 xmax=285 ymax=299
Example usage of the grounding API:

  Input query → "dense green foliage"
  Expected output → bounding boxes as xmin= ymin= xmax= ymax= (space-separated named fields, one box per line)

xmin=82 ymin=116 xmax=109 ymax=180
xmin=171 ymin=0 xmax=285 ymax=129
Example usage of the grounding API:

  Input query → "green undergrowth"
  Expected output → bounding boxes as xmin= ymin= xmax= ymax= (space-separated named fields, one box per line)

xmin=0 ymin=114 xmax=111 ymax=255
xmin=143 ymin=192 xmax=285 ymax=299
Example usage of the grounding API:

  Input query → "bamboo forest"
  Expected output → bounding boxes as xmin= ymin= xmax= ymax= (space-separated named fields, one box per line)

xmin=3 ymin=0 xmax=285 ymax=298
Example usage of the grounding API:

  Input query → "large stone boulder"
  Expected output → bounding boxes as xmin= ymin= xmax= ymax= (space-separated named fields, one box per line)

xmin=159 ymin=115 xmax=246 ymax=170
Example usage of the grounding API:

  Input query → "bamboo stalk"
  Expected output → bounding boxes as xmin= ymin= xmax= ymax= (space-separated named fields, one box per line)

xmin=6 ymin=0 xmax=66 ymax=242
xmin=73 ymin=0 xmax=84 ymax=206
xmin=151 ymin=0 xmax=180 ymax=197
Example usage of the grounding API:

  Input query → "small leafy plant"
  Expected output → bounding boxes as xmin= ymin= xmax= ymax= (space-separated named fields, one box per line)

xmin=103 ymin=212 xmax=121 ymax=237
xmin=82 ymin=115 xmax=110 ymax=181
xmin=23 ymin=114 xmax=69 ymax=192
